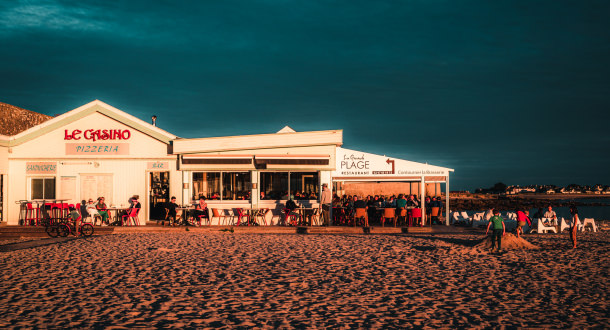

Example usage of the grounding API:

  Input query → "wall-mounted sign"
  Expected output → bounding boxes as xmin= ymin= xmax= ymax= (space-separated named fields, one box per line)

xmin=26 ymin=162 xmax=57 ymax=174
xmin=147 ymin=161 xmax=170 ymax=170
xmin=64 ymin=129 xmax=131 ymax=142
xmin=65 ymin=143 xmax=129 ymax=155
xmin=333 ymin=148 xmax=448 ymax=178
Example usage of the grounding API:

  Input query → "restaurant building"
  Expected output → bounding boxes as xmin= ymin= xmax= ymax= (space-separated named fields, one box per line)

xmin=0 ymin=100 xmax=453 ymax=225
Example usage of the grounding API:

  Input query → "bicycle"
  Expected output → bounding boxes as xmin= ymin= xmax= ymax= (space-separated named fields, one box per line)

xmin=46 ymin=218 xmax=94 ymax=238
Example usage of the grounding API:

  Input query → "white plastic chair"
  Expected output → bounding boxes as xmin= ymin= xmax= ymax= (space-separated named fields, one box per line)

xmin=582 ymin=218 xmax=597 ymax=232
xmin=530 ymin=218 xmax=557 ymax=234
xmin=506 ymin=212 xmax=517 ymax=221
xmin=559 ymin=217 xmax=571 ymax=233
xmin=460 ymin=212 xmax=472 ymax=222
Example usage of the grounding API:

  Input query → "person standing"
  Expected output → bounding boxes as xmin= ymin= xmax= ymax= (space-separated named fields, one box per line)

xmin=485 ymin=209 xmax=505 ymax=253
xmin=515 ymin=209 xmax=532 ymax=238
xmin=569 ymin=205 xmax=579 ymax=249
xmin=320 ymin=183 xmax=332 ymax=226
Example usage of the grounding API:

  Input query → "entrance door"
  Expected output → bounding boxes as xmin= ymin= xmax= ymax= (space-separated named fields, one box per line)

xmin=149 ymin=172 xmax=170 ymax=220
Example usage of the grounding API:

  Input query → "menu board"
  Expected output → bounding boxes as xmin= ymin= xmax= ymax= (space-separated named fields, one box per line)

xmin=80 ymin=174 xmax=113 ymax=203
xmin=60 ymin=176 xmax=77 ymax=202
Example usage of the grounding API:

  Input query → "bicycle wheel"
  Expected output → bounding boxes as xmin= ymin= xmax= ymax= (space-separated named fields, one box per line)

xmin=80 ymin=223 xmax=94 ymax=237
xmin=58 ymin=224 xmax=70 ymax=237
xmin=45 ymin=225 xmax=59 ymax=238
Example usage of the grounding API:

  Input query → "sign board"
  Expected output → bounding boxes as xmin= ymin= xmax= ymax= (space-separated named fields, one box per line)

xmin=332 ymin=148 xmax=450 ymax=180
xmin=147 ymin=161 xmax=170 ymax=170
xmin=26 ymin=162 xmax=57 ymax=174
xmin=66 ymin=143 xmax=129 ymax=155
xmin=80 ymin=174 xmax=113 ymax=203
xmin=60 ymin=176 xmax=77 ymax=201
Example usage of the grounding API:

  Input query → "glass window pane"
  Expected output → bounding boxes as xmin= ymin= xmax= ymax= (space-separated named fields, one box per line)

xmin=192 ymin=172 xmax=221 ymax=200
xmin=290 ymin=172 xmax=319 ymax=200
xmin=32 ymin=178 xmax=44 ymax=199
xmin=44 ymin=178 xmax=56 ymax=199
xmin=260 ymin=172 xmax=289 ymax=200
xmin=222 ymin=172 xmax=250 ymax=200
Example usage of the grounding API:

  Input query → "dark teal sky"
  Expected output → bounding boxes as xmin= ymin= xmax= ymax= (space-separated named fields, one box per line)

xmin=1 ymin=0 xmax=609 ymax=190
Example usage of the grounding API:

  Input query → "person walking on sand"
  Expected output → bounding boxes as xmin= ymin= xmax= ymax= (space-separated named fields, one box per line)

xmin=569 ymin=205 xmax=579 ymax=249
xmin=485 ymin=209 xmax=505 ymax=253
xmin=515 ymin=209 xmax=532 ymax=238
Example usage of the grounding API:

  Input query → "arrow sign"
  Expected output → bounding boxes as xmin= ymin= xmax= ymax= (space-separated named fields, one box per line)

xmin=386 ymin=158 xmax=395 ymax=174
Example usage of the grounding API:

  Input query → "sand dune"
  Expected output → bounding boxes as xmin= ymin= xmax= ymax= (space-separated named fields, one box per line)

xmin=0 ymin=231 xmax=608 ymax=328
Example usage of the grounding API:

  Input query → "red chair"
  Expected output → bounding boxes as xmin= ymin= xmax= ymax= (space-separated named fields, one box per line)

xmin=122 ymin=208 xmax=140 ymax=226
xmin=282 ymin=208 xmax=298 ymax=226
xmin=256 ymin=208 xmax=269 ymax=226
xmin=25 ymin=203 xmax=40 ymax=226
xmin=236 ymin=208 xmax=250 ymax=226
xmin=409 ymin=208 xmax=422 ymax=227
xmin=61 ymin=203 xmax=70 ymax=219
xmin=197 ymin=211 xmax=210 ymax=226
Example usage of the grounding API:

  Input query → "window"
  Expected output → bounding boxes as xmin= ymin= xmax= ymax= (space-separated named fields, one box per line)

xmin=193 ymin=172 xmax=221 ymax=200
xmin=192 ymin=172 xmax=250 ymax=201
xmin=31 ymin=177 xmax=56 ymax=199
xmin=260 ymin=172 xmax=319 ymax=200
xmin=260 ymin=172 xmax=288 ymax=200
xmin=290 ymin=172 xmax=319 ymax=200
xmin=223 ymin=172 xmax=251 ymax=200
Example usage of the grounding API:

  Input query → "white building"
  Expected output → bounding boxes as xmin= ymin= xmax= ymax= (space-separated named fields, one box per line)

xmin=0 ymin=100 xmax=454 ymax=225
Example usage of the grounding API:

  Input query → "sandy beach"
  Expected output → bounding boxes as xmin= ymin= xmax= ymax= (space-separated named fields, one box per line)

xmin=0 ymin=231 xmax=608 ymax=328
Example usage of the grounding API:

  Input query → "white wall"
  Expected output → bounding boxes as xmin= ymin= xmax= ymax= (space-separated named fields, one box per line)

xmin=5 ymin=111 xmax=179 ymax=225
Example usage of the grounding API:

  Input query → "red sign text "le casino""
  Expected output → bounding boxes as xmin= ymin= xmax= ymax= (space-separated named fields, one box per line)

xmin=64 ymin=129 xmax=131 ymax=142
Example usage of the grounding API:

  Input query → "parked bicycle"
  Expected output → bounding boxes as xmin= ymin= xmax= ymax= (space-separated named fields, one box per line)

xmin=46 ymin=219 xmax=94 ymax=238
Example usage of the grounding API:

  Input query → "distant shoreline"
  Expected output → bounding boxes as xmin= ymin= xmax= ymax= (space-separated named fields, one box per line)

xmin=449 ymin=193 xmax=610 ymax=212
xmin=451 ymin=193 xmax=610 ymax=200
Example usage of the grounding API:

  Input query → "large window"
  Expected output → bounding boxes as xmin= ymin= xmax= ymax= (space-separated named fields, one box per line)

xmin=260 ymin=172 xmax=319 ymax=200
xmin=192 ymin=172 xmax=250 ymax=201
xmin=193 ymin=172 xmax=221 ymax=200
xmin=31 ymin=177 xmax=56 ymax=199
xmin=260 ymin=172 xmax=288 ymax=200
xmin=223 ymin=172 xmax=251 ymax=200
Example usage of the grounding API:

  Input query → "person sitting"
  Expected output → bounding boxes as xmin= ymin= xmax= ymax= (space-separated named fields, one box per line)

xmin=260 ymin=191 xmax=266 ymax=200
xmin=164 ymin=196 xmax=180 ymax=226
xmin=406 ymin=195 xmax=419 ymax=208
xmin=86 ymin=199 xmax=101 ymax=225
xmin=543 ymin=205 xmax=557 ymax=225
xmin=96 ymin=197 xmax=109 ymax=225
xmin=283 ymin=198 xmax=300 ymax=225
xmin=353 ymin=196 xmax=368 ymax=226
xmin=190 ymin=196 xmax=208 ymax=226
xmin=79 ymin=200 xmax=88 ymax=219
xmin=385 ymin=196 xmax=396 ymax=208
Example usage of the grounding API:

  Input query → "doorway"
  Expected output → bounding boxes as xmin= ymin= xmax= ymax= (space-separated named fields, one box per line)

xmin=149 ymin=171 xmax=170 ymax=220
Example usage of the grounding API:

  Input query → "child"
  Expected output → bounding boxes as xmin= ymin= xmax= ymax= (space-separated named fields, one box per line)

xmin=485 ymin=209 xmax=505 ymax=253
xmin=68 ymin=206 xmax=81 ymax=233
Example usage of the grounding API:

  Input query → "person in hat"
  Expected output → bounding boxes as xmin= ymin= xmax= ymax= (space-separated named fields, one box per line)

xmin=320 ymin=183 xmax=332 ymax=226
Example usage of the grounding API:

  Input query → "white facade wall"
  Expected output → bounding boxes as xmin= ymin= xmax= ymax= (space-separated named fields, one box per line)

xmin=5 ymin=112 xmax=180 ymax=225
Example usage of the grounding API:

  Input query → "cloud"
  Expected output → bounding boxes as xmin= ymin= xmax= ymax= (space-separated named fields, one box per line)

xmin=0 ymin=0 xmax=115 ymax=34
